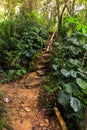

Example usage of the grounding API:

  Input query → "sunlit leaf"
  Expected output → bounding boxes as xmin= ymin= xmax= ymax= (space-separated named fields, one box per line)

xmin=68 ymin=16 xmax=75 ymax=23
xmin=52 ymin=64 xmax=58 ymax=71
xmin=76 ymin=24 xmax=82 ymax=31
xmin=70 ymin=70 xmax=77 ymax=78
xmin=64 ymin=84 xmax=73 ymax=94
xmin=70 ymin=97 xmax=82 ymax=112
xmin=82 ymin=25 xmax=87 ymax=34
xmin=61 ymin=69 xmax=70 ymax=77
xmin=58 ymin=90 xmax=70 ymax=107
xmin=83 ymin=44 xmax=87 ymax=50
xmin=76 ymin=78 xmax=87 ymax=89
xmin=69 ymin=59 xmax=79 ymax=66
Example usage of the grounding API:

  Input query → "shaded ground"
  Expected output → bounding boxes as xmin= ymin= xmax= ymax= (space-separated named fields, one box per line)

xmin=0 ymin=49 xmax=61 ymax=130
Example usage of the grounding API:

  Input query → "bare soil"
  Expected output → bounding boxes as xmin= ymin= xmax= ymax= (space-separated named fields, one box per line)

xmin=0 ymin=49 xmax=61 ymax=130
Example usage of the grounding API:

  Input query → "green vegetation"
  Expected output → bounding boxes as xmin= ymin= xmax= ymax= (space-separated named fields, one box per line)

xmin=53 ymin=34 xmax=86 ymax=129
xmin=0 ymin=0 xmax=87 ymax=130
xmin=0 ymin=13 xmax=48 ymax=82
xmin=45 ymin=18 xmax=87 ymax=129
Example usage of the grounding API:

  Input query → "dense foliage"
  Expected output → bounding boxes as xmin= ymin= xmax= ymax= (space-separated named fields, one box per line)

xmin=0 ymin=15 xmax=48 ymax=82
xmin=0 ymin=0 xmax=87 ymax=130
xmin=45 ymin=29 xmax=87 ymax=129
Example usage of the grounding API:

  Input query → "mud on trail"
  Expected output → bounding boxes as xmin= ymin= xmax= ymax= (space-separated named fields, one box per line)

xmin=0 ymin=47 xmax=61 ymax=130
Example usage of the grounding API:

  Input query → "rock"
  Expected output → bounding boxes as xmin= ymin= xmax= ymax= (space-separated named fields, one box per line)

xmin=44 ymin=119 xmax=49 ymax=124
xmin=36 ymin=65 xmax=45 ymax=69
xmin=42 ymin=53 xmax=49 ymax=57
xmin=42 ymin=109 xmax=46 ymax=112
xmin=4 ymin=97 xmax=10 ymax=103
xmin=36 ymin=70 xmax=45 ymax=76
xmin=24 ymin=107 xmax=31 ymax=112
xmin=40 ymin=124 xmax=44 ymax=127
xmin=42 ymin=127 xmax=47 ymax=130
xmin=25 ymin=79 xmax=42 ymax=87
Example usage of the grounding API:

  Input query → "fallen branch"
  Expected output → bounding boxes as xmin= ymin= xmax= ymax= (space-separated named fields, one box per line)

xmin=46 ymin=32 xmax=56 ymax=52
xmin=54 ymin=106 xmax=67 ymax=130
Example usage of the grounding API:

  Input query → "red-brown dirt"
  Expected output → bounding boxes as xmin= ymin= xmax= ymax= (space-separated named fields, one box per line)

xmin=0 ymin=49 xmax=61 ymax=130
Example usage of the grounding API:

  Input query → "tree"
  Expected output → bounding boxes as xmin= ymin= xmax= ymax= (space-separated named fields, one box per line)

xmin=56 ymin=0 xmax=77 ymax=34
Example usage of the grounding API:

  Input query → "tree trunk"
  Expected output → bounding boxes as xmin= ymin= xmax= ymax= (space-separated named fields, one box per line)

xmin=56 ymin=0 xmax=66 ymax=35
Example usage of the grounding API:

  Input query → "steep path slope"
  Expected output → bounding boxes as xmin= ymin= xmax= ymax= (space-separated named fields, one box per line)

xmin=0 ymin=35 xmax=61 ymax=130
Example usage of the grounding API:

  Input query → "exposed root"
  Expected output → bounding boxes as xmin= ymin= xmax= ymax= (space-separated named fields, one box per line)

xmin=54 ymin=107 xmax=67 ymax=130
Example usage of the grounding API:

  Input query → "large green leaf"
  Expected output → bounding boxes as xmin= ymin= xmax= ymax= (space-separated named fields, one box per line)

xmin=61 ymin=69 xmax=70 ymax=77
xmin=64 ymin=84 xmax=73 ymax=94
xmin=69 ymin=59 xmax=79 ymax=66
xmin=68 ymin=16 xmax=75 ymax=23
xmin=82 ymin=25 xmax=87 ymax=34
xmin=76 ymin=23 xmax=82 ymax=31
xmin=70 ymin=70 xmax=77 ymax=78
xmin=70 ymin=46 xmax=79 ymax=55
xmin=52 ymin=64 xmax=58 ymax=71
xmin=58 ymin=90 xmax=70 ymax=107
xmin=83 ymin=44 xmax=87 ymax=50
xmin=76 ymin=78 xmax=87 ymax=89
xmin=70 ymin=97 xmax=82 ymax=112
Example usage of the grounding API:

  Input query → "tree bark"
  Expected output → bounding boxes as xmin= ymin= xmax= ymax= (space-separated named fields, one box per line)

xmin=56 ymin=0 xmax=66 ymax=34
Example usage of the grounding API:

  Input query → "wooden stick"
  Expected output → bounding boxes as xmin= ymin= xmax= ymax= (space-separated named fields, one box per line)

xmin=46 ymin=32 xmax=56 ymax=52
xmin=54 ymin=106 xmax=68 ymax=130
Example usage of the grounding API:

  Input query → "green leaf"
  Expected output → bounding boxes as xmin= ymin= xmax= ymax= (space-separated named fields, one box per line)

xmin=70 ymin=46 xmax=79 ymax=55
xmin=67 ymin=29 xmax=73 ymax=37
xmin=68 ymin=16 xmax=75 ymax=23
xmin=52 ymin=64 xmax=58 ymax=71
xmin=82 ymin=25 xmax=87 ymax=34
xmin=58 ymin=90 xmax=70 ymax=107
xmin=70 ymin=70 xmax=77 ymax=78
xmin=69 ymin=59 xmax=79 ymax=66
xmin=61 ymin=69 xmax=70 ymax=77
xmin=16 ymin=70 xmax=22 ymax=76
xmin=70 ymin=97 xmax=82 ymax=112
xmin=21 ymin=69 xmax=26 ymax=74
xmin=73 ymin=38 xmax=80 ymax=45
xmin=64 ymin=84 xmax=73 ymax=94
xmin=83 ymin=44 xmax=87 ymax=50
xmin=53 ymin=42 xmax=60 ymax=46
xmin=76 ymin=24 xmax=82 ymax=31
xmin=8 ymin=69 xmax=16 ymax=75
xmin=76 ymin=78 xmax=87 ymax=89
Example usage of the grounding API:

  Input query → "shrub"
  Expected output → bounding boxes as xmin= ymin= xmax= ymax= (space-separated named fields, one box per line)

xmin=46 ymin=31 xmax=87 ymax=130
xmin=0 ymin=18 xmax=48 ymax=82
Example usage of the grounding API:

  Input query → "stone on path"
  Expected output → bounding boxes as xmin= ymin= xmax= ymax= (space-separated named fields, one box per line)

xmin=36 ymin=70 xmax=45 ymax=76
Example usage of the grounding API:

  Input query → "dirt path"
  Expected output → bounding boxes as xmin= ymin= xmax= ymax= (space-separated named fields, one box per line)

xmin=0 ymin=48 xmax=61 ymax=130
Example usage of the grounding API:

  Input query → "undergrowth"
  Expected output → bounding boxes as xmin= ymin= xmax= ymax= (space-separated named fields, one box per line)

xmin=0 ymin=15 xmax=48 ymax=83
xmin=45 ymin=31 xmax=87 ymax=130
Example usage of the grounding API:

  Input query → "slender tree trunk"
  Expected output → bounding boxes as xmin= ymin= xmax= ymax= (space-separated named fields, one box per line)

xmin=56 ymin=0 xmax=66 ymax=35
xmin=29 ymin=0 xmax=33 ymax=13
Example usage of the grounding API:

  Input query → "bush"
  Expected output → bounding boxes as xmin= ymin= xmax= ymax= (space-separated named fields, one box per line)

xmin=0 ymin=17 xmax=48 ymax=82
xmin=46 ymin=31 xmax=87 ymax=130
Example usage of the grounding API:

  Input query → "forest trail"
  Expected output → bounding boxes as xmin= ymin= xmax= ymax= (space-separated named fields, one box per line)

xmin=0 ymin=35 xmax=61 ymax=130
